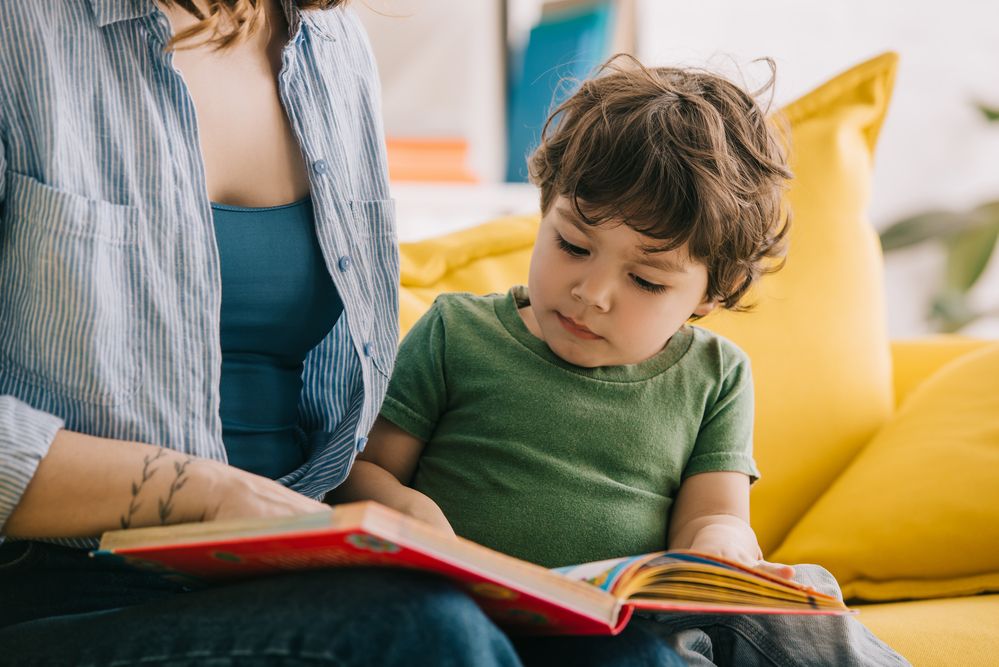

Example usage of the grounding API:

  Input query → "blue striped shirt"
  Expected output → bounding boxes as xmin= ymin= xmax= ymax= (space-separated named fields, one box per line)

xmin=0 ymin=0 xmax=399 ymax=547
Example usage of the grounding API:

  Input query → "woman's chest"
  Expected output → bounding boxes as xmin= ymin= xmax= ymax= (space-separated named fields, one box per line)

xmin=168 ymin=33 xmax=311 ymax=207
xmin=152 ymin=0 xmax=310 ymax=207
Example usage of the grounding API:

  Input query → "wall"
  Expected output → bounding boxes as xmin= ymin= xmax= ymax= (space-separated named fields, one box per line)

xmin=640 ymin=0 xmax=999 ymax=338
xmin=355 ymin=0 xmax=507 ymax=183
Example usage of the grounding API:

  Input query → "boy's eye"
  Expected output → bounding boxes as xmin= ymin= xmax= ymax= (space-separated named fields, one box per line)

xmin=556 ymin=236 xmax=588 ymax=257
xmin=633 ymin=275 xmax=667 ymax=294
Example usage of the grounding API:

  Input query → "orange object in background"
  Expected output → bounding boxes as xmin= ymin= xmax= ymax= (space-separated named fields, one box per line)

xmin=385 ymin=137 xmax=477 ymax=182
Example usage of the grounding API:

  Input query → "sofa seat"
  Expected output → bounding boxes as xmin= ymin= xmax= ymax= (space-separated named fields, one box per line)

xmin=855 ymin=594 xmax=999 ymax=666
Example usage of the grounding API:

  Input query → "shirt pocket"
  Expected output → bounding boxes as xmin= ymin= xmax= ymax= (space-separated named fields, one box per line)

xmin=0 ymin=172 xmax=140 ymax=405
xmin=349 ymin=198 xmax=398 ymax=380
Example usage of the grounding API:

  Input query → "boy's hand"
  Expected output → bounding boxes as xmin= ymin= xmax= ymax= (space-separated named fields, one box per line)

xmin=391 ymin=486 xmax=457 ymax=538
xmin=688 ymin=522 xmax=796 ymax=580
xmin=326 ymin=456 xmax=456 ymax=538
xmin=668 ymin=472 xmax=800 ymax=582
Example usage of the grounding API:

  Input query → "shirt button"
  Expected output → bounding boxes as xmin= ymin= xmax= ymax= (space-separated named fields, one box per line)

xmin=338 ymin=255 xmax=351 ymax=272
xmin=356 ymin=437 xmax=368 ymax=453
xmin=363 ymin=342 xmax=375 ymax=357
xmin=313 ymin=158 xmax=329 ymax=175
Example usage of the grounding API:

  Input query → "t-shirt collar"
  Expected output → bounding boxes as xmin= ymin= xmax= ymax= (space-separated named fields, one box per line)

xmin=498 ymin=285 xmax=695 ymax=382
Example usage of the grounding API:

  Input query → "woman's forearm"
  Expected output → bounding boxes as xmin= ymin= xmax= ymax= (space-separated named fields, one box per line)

xmin=3 ymin=429 xmax=328 ymax=539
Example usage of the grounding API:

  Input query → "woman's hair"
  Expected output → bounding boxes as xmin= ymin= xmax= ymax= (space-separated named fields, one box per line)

xmin=163 ymin=0 xmax=347 ymax=50
xmin=529 ymin=55 xmax=794 ymax=312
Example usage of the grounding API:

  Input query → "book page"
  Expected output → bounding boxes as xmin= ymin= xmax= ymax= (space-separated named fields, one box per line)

xmin=552 ymin=553 xmax=660 ymax=593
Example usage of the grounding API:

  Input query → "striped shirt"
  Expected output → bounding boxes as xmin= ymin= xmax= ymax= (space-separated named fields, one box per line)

xmin=0 ymin=0 xmax=398 ymax=547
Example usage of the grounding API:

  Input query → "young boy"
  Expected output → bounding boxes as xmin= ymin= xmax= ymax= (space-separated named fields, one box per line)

xmin=330 ymin=57 xmax=910 ymax=667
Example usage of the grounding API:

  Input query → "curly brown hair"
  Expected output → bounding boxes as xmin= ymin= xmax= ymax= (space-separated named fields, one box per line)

xmin=529 ymin=55 xmax=793 ymax=312
xmin=163 ymin=0 xmax=347 ymax=50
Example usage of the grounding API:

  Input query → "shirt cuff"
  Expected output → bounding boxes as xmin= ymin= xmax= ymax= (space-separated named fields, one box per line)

xmin=0 ymin=397 xmax=65 ymax=533
xmin=682 ymin=452 xmax=761 ymax=485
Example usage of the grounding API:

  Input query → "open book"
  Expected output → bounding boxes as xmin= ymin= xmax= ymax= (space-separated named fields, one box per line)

xmin=93 ymin=501 xmax=852 ymax=635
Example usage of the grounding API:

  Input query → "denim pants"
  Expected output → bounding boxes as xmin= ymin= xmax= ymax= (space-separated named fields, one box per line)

xmin=0 ymin=541 xmax=684 ymax=667
xmin=633 ymin=565 xmax=913 ymax=667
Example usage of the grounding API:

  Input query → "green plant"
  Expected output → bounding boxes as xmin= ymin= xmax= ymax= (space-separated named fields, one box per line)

xmin=878 ymin=104 xmax=999 ymax=333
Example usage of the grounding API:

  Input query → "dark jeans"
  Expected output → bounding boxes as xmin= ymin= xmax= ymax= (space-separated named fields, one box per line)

xmin=0 ymin=541 xmax=684 ymax=667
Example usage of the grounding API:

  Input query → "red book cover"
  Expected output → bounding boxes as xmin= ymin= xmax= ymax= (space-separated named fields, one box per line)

xmin=92 ymin=501 xmax=852 ymax=636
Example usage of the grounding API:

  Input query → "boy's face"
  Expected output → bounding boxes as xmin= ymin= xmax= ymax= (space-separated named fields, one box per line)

xmin=520 ymin=197 xmax=716 ymax=368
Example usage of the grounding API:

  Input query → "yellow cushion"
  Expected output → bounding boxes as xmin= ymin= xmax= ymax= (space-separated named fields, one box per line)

xmin=855 ymin=595 xmax=999 ymax=667
xmin=772 ymin=341 xmax=999 ymax=601
xmin=698 ymin=53 xmax=898 ymax=554
xmin=399 ymin=215 xmax=539 ymax=335
xmin=397 ymin=54 xmax=900 ymax=556
xmin=890 ymin=336 xmax=993 ymax=407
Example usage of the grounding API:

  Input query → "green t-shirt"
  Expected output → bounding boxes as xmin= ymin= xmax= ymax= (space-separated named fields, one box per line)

xmin=380 ymin=287 xmax=759 ymax=568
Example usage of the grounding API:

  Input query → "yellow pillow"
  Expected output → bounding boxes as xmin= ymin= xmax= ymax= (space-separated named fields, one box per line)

xmin=772 ymin=342 xmax=999 ymax=601
xmin=698 ymin=53 xmax=898 ymax=554
xmin=890 ymin=336 xmax=993 ymax=407
xmin=397 ymin=53 xmax=900 ymax=556
xmin=399 ymin=215 xmax=539 ymax=334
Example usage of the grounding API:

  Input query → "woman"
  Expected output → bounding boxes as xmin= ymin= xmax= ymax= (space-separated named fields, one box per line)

xmin=0 ymin=2 xmax=683 ymax=665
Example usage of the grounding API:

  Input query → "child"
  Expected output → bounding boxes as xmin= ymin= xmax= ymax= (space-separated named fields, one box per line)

xmin=330 ymin=56 xmax=910 ymax=667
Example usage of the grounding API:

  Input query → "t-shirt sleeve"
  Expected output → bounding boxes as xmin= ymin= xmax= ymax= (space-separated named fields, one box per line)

xmin=682 ymin=351 xmax=760 ymax=484
xmin=378 ymin=300 xmax=448 ymax=442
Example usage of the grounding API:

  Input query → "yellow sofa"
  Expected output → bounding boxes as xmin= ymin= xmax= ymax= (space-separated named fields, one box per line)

xmin=395 ymin=53 xmax=999 ymax=666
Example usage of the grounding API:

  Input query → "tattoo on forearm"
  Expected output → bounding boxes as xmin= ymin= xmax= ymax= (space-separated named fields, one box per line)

xmin=158 ymin=458 xmax=193 ymax=525
xmin=120 ymin=449 xmax=165 ymax=529
xmin=120 ymin=451 xmax=195 ymax=529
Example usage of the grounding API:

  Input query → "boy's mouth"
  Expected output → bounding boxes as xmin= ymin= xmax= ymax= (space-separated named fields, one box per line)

xmin=556 ymin=313 xmax=603 ymax=341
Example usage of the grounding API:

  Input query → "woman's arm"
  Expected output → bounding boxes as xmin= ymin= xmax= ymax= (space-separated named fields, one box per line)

xmin=326 ymin=416 xmax=454 ymax=536
xmin=668 ymin=471 xmax=794 ymax=579
xmin=2 ymin=429 xmax=329 ymax=539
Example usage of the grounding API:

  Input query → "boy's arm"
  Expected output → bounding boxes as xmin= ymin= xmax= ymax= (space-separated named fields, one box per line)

xmin=325 ymin=416 xmax=455 ymax=536
xmin=667 ymin=471 xmax=794 ymax=579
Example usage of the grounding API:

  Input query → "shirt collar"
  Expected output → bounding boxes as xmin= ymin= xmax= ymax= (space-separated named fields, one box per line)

xmin=89 ymin=0 xmax=158 ymax=27
xmin=89 ymin=0 xmax=310 ymax=41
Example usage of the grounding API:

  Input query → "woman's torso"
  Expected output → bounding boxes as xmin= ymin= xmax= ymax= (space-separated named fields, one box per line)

xmin=166 ymin=0 xmax=335 ymax=479
xmin=0 ymin=2 xmax=399 ymax=541
xmin=212 ymin=197 xmax=343 ymax=479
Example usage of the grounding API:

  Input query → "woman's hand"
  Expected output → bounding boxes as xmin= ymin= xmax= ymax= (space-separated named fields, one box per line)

xmin=3 ymin=429 xmax=328 ymax=540
xmin=198 ymin=462 xmax=331 ymax=522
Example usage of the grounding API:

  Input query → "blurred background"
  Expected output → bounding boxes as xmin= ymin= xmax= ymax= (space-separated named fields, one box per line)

xmin=355 ymin=0 xmax=999 ymax=339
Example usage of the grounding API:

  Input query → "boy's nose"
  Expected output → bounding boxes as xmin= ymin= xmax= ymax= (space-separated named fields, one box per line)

xmin=571 ymin=274 xmax=612 ymax=311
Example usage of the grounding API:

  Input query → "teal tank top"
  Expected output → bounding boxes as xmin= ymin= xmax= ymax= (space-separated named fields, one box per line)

xmin=211 ymin=197 xmax=343 ymax=479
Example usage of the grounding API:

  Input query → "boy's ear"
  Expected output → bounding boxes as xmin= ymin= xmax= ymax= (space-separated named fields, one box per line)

xmin=692 ymin=299 xmax=719 ymax=317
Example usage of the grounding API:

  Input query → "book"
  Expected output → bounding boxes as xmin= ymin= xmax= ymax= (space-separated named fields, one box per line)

xmin=506 ymin=1 xmax=617 ymax=182
xmin=385 ymin=138 xmax=478 ymax=183
xmin=92 ymin=501 xmax=854 ymax=636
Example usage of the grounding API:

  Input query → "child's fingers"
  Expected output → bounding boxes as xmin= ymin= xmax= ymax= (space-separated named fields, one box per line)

xmin=753 ymin=560 xmax=797 ymax=581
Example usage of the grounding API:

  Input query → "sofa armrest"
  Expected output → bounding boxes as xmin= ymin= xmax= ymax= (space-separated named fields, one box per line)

xmin=891 ymin=335 xmax=992 ymax=407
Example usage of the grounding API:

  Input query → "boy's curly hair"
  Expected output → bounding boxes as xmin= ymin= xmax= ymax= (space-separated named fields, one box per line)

xmin=529 ymin=55 xmax=793 ymax=312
